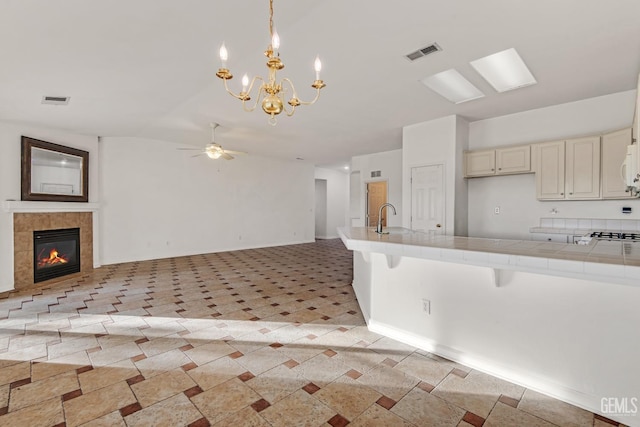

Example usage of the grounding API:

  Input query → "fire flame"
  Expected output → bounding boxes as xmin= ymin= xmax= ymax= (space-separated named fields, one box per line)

xmin=38 ymin=248 xmax=69 ymax=268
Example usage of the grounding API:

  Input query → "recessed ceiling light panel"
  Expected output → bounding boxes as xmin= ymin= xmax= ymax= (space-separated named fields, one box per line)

xmin=420 ymin=69 xmax=485 ymax=104
xmin=470 ymin=48 xmax=537 ymax=93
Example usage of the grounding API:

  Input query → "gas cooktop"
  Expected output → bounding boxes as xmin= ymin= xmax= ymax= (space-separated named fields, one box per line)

xmin=589 ymin=231 xmax=639 ymax=241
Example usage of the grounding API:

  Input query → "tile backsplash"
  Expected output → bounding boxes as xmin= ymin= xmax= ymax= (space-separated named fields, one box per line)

xmin=538 ymin=218 xmax=640 ymax=231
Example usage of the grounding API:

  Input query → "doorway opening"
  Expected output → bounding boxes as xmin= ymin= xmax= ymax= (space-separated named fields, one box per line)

xmin=366 ymin=181 xmax=388 ymax=227
xmin=314 ymin=179 xmax=328 ymax=239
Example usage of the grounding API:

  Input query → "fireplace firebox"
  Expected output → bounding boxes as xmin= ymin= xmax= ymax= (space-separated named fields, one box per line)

xmin=33 ymin=228 xmax=80 ymax=283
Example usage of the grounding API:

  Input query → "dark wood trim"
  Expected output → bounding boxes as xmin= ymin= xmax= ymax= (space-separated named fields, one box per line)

xmin=21 ymin=136 xmax=89 ymax=202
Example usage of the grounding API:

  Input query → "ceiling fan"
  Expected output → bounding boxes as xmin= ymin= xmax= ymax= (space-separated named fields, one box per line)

xmin=177 ymin=123 xmax=247 ymax=160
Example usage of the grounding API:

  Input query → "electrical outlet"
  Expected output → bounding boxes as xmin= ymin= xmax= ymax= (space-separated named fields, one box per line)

xmin=494 ymin=206 xmax=500 ymax=214
xmin=422 ymin=299 xmax=431 ymax=315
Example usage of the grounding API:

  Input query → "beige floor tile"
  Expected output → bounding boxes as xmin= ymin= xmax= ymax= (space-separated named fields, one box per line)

xmin=432 ymin=373 xmax=502 ymax=418
xmin=394 ymin=353 xmax=454 ymax=385
xmin=47 ymin=334 xmax=100 ymax=359
xmin=137 ymin=335 xmax=188 ymax=357
xmin=259 ymin=389 xmax=335 ymax=427
xmin=124 ymin=393 xmax=202 ymax=427
xmin=314 ymin=376 xmax=382 ymax=421
xmin=77 ymin=410 xmax=126 ymax=427
xmin=88 ymin=341 xmax=141 ymax=367
xmin=187 ymin=356 xmax=247 ymax=390
xmin=518 ymin=389 xmax=595 ymax=427
xmin=134 ymin=348 xmax=191 ymax=379
xmin=236 ymin=346 xmax=291 ymax=376
xmin=349 ymin=403 xmax=414 ymax=427
xmin=34 ymin=351 xmax=91 ymax=381
xmin=333 ymin=347 xmax=388 ymax=374
xmin=9 ymin=370 xmax=79 ymax=411
xmin=0 ymin=396 xmax=64 ymax=427
xmin=131 ymin=368 xmax=196 ymax=407
xmin=0 ymin=360 xmax=30 ymax=386
xmin=356 ymin=364 xmax=419 ymax=401
xmin=183 ymin=340 xmax=236 ymax=366
xmin=79 ymin=358 xmax=140 ymax=393
xmin=246 ymin=363 xmax=309 ymax=404
xmin=63 ymin=381 xmax=136 ymax=427
xmin=212 ymin=406 xmax=271 ymax=427
xmin=485 ymin=401 xmax=557 ymax=427
xmin=293 ymin=352 xmax=351 ymax=387
xmin=191 ymin=377 xmax=262 ymax=424
xmin=392 ymin=387 xmax=466 ymax=426
xmin=0 ymin=383 xmax=9 ymax=408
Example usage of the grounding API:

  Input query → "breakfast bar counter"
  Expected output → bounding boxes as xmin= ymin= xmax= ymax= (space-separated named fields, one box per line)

xmin=338 ymin=227 xmax=640 ymax=426
xmin=338 ymin=227 xmax=640 ymax=287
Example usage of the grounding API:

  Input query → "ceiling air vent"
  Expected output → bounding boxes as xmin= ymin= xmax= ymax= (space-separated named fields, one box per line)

xmin=405 ymin=43 xmax=442 ymax=62
xmin=41 ymin=96 xmax=70 ymax=106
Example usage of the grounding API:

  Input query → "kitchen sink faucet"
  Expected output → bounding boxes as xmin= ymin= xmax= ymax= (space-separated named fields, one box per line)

xmin=376 ymin=203 xmax=396 ymax=234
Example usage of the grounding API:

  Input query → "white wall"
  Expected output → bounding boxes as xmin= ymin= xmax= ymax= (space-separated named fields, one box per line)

xmin=100 ymin=137 xmax=315 ymax=265
xmin=402 ymin=115 xmax=468 ymax=236
xmin=0 ymin=121 xmax=99 ymax=292
xmin=468 ymin=90 xmax=638 ymax=239
xmin=351 ymin=149 xmax=402 ymax=228
xmin=314 ymin=167 xmax=349 ymax=239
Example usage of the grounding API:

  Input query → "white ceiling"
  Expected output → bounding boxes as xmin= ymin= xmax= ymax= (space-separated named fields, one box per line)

xmin=1 ymin=0 xmax=639 ymax=168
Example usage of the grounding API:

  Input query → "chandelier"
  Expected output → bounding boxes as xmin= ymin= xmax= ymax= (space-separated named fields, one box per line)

xmin=215 ymin=0 xmax=326 ymax=125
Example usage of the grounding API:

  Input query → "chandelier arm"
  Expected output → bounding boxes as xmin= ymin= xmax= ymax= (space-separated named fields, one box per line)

xmin=281 ymin=78 xmax=321 ymax=106
xmin=282 ymin=100 xmax=296 ymax=117
xmin=242 ymin=85 xmax=265 ymax=113
xmin=221 ymin=77 xmax=246 ymax=100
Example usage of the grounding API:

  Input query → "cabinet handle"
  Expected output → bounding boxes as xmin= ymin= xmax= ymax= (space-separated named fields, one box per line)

xmin=491 ymin=168 xmax=495 ymax=171
xmin=569 ymin=192 xmax=573 ymax=195
xmin=498 ymin=168 xmax=502 ymax=170
xmin=560 ymin=192 xmax=564 ymax=195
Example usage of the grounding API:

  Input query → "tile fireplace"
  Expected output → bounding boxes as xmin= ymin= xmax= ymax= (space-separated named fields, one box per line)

xmin=13 ymin=211 xmax=93 ymax=290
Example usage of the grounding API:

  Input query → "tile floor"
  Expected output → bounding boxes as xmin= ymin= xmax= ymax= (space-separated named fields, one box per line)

xmin=0 ymin=239 xmax=625 ymax=426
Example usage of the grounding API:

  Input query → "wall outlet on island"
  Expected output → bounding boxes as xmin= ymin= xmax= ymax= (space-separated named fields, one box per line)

xmin=422 ymin=299 xmax=431 ymax=315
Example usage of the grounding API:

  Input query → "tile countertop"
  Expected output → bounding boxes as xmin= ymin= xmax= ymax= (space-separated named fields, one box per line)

xmin=338 ymin=227 xmax=640 ymax=288
xmin=528 ymin=227 xmax=640 ymax=235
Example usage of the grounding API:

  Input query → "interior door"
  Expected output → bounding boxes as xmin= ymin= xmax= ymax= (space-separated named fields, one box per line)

xmin=411 ymin=165 xmax=444 ymax=233
xmin=366 ymin=181 xmax=387 ymax=227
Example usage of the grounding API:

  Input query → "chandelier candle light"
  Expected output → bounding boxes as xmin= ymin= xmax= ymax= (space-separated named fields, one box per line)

xmin=216 ymin=0 xmax=326 ymax=125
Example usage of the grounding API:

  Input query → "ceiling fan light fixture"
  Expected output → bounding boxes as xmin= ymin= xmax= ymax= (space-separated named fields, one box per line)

xmin=215 ymin=0 xmax=326 ymax=125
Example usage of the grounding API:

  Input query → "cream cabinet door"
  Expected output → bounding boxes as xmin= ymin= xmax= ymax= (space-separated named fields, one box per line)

xmin=496 ymin=145 xmax=531 ymax=174
xmin=565 ymin=136 xmax=601 ymax=199
xmin=464 ymin=150 xmax=495 ymax=177
xmin=535 ymin=141 xmax=565 ymax=200
xmin=602 ymin=128 xmax=633 ymax=199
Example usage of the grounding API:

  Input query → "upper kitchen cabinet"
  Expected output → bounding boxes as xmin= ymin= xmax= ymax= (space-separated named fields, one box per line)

xmin=602 ymin=128 xmax=633 ymax=199
xmin=535 ymin=140 xmax=565 ymax=199
xmin=464 ymin=145 xmax=531 ymax=177
xmin=536 ymin=136 xmax=601 ymax=200
xmin=565 ymin=136 xmax=601 ymax=199
xmin=464 ymin=149 xmax=495 ymax=177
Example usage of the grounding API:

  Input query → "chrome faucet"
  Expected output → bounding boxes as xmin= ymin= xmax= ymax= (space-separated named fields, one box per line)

xmin=376 ymin=203 xmax=396 ymax=234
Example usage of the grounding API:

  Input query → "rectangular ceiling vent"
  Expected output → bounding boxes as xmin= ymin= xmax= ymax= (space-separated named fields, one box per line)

xmin=405 ymin=43 xmax=442 ymax=62
xmin=41 ymin=96 xmax=70 ymax=106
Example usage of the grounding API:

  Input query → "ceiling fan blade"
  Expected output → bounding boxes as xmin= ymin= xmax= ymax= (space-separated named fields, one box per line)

xmin=220 ymin=152 xmax=234 ymax=160
xmin=223 ymin=150 xmax=247 ymax=155
xmin=191 ymin=153 xmax=205 ymax=158
xmin=176 ymin=148 xmax=202 ymax=151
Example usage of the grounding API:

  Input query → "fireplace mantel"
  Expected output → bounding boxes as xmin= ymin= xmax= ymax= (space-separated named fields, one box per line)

xmin=3 ymin=200 xmax=100 ymax=213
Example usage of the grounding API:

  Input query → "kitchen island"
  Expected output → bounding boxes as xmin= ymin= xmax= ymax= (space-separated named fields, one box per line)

xmin=338 ymin=227 xmax=640 ymax=426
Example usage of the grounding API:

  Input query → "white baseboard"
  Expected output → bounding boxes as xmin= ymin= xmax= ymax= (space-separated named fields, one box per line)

xmin=368 ymin=319 xmax=636 ymax=427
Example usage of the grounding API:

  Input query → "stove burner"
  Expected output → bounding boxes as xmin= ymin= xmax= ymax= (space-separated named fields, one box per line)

xmin=589 ymin=231 xmax=639 ymax=241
